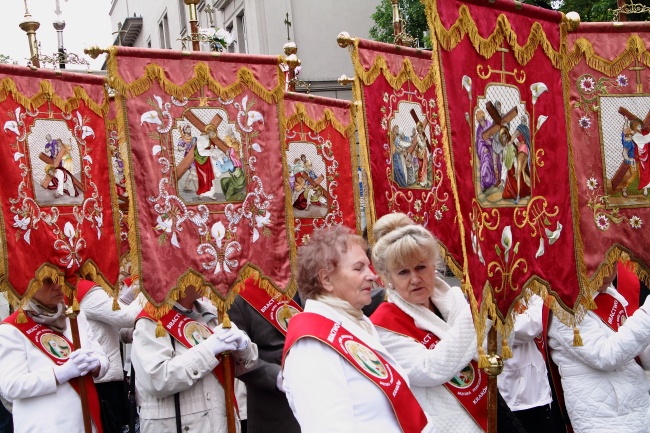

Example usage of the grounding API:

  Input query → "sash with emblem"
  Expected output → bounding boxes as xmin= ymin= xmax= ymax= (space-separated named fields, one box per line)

xmin=283 ymin=312 xmax=428 ymax=433
xmin=2 ymin=312 xmax=104 ymax=433
xmin=371 ymin=302 xmax=488 ymax=432
xmin=239 ymin=278 xmax=302 ymax=336
xmin=136 ymin=308 xmax=238 ymax=410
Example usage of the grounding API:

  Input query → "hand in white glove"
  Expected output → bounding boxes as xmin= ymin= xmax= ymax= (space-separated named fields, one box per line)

xmin=53 ymin=360 xmax=85 ymax=384
xmin=216 ymin=322 xmax=250 ymax=350
xmin=69 ymin=348 xmax=101 ymax=375
xmin=119 ymin=280 xmax=137 ymax=305
xmin=202 ymin=332 xmax=237 ymax=356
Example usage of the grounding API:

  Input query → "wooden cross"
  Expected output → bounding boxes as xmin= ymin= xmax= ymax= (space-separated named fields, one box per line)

xmin=611 ymin=106 xmax=650 ymax=190
xmin=284 ymin=12 xmax=291 ymax=41
xmin=410 ymin=108 xmax=430 ymax=148
xmin=481 ymin=101 xmax=519 ymax=140
xmin=174 ymin=112 xmax=228 ymax=179
xmin=296 ymin=171 xmax=329 ymax=200
xmin=38 ymin=148 xmax=84 ymax=192
xmin=628 ymin=58 xmax=646 ymax=93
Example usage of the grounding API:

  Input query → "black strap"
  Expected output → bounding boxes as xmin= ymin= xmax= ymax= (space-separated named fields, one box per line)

xmin=170 ymin=337 xmax=182 ymax=433
xmin=128 ymin=362 xmax=137 ymax=433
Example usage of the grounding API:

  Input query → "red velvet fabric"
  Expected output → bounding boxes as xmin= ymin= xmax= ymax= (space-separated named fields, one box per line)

xmin=0 ymin=65 xmax=119 ymax=297
xmin=113 ymin=48 xmax=294 ymax=304
xmin=283 ymin=92 xmax=358 ymax=243
xmin=433 ymin=0 xmax=577 ymax=318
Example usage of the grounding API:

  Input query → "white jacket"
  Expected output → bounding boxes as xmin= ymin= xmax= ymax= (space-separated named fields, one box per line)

xmin=132 ymin=300 xmax=258 ymax=433
xmin=374 ymin=277 xmax=482 ymax=433
xmin=548 ymin=286 xmax=650 ymax=433
xmin=283 ymin=299 xmax=434 ymax=433
xmin=80 ymin=287 xmax=144 ymax=382
xmin=498 ymin=294 xmax=552 ymax=411
xmin=0 ymin=311 xmax=108 ymax=433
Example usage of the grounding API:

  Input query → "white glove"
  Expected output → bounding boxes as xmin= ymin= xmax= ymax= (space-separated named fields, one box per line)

xmin=217 ymin=322 xmax=250 ymax=350
xmin=276 ymin=370 xmax=285 ymax=393
xmin=54 ymin=360 xmax=85 ymax=384
xmin=119 ymin=280 xmax=137 ymax=305
xmin=69 ymin=348 xmax=100 ymax=375
xmin=202 ymin=331 xmax=237 ymax=355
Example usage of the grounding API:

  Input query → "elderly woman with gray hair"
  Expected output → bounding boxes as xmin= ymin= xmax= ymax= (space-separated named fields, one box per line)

xmin=282 ymin=224 xmax=434 ymax=433
xmin=370 ymin=213 xmax=525 ymax=433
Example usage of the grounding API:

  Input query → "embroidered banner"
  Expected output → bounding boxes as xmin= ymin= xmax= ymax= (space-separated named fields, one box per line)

xmin=565 ymin=22 xmax=650 ymax=290
xmin=107 ymin=47 xmax=296 ymax=311
xmin=345 ymin=37 xmax=462 ymax=272
xmin=0 ymin=65 xmax=120 ymax=301
xmin=423 ymin=0 xmax=581 ymax=335
xmin=283 ymin=92 xmax=361 ymax=244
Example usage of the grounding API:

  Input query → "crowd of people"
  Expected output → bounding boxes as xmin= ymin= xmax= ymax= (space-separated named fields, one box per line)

xmin=0 ymin=214 xmax=649 ymax=433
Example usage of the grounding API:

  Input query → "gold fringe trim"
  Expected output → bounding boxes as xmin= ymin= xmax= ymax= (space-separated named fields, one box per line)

xmin=106 ymin=47 xmax=284 ymax=105
xmin=424 ymin=0 xmax=563 ymax=69
xmin=572 ymin=326 xmax=583 ymax=346
xmin=477 ymin=347 xmax=489 ymax=369
xmin=349 ymin=39 xmax=438 ymax=93
xmin=564 ymin=34 xmax=650 ymax=77
xmin=112 ymin=297 xmax=120 ymax=311
xmin=285 ymin=102 xmax=356 ymax=138
xmin=0 ymin=77 xmax=108 ymax=117
xmin=501 ymin=338 xmax=513 ymax=360
xmin=155 ymin=320 xmax=167 ymax=338
xmin=16 ymin=309 xmax=27 ymax=324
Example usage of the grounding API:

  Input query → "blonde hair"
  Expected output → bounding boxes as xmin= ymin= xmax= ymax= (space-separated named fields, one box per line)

xmin=371 ymin=213 xmax=441 ymax=277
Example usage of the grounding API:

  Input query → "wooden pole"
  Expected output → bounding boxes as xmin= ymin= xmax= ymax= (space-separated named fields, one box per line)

xmin=185 ymin=0 xmax=200 ymax=51
xmin=487 ymin=326 xmax=498 ymax=433
xmin=220 ymin=313 xmax=237 ymax=433
xmin=617 ymin=0 xmax=628 ymax=21
xmin=66 ymin=296 xmax=93 ymax=433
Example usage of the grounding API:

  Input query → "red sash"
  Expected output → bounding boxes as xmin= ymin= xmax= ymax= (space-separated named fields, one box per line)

xmin=238 ymin=278 xmax=302 ymax=336
xmin=592 ymin=291 xmax=629 ymax=332
xmin=2 ymin=312 xmax=104 ymax=433
xmin=371 ymin=303 xmax=488 ymax=432
xmin=283 ymin=312 xmax=428 ymax=433
xmin=136 ymin=309 xmax=238 ymax=411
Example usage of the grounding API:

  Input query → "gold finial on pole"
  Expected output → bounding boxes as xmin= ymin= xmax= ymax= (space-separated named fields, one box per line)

xmin=336 ymin=32 xmax=355 ymax=48
xmin=19 ymin=0 xmax=41 ymax=67
xmin=184 ymin=0 xmax=200 ymax=51
xmin=391 ymin=0 xmax=402 ymax=40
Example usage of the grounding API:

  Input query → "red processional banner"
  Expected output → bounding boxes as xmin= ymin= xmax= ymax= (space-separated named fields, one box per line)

xmin=346 ymin=37 xmax=462 ymax=271
xmin=424 ymin=0 xmax=581 ymax=333
xmin=108 ymin=47 xmax=296 ymax=311
xmin=283 ymin=92 xmax=361 ymax=244
xmin=0 ymin=65 xmax=120 ymax=301
xmin=565 ymin=22 xmax=650 ymax=290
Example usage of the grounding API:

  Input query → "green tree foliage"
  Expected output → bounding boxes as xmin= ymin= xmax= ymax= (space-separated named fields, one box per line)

xmin=369 ymin=0 xmax=431 ymax=48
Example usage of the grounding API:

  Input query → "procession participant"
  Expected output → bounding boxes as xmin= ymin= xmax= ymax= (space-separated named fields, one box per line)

xmin=132 ymin=284 xmax=258 ymax=433
xmin=76 ymin=278 xmax=144 ymax=433
xmin=282 ymin=224 xmax=433 ymax=433
xmin=228 ymin=278 xmax=302 ymax=433
xmin=0 ymin=275 xmax=109 ymax=433
xmin=370 ymin=213 xmax=526 ymax=433
xmin=498 ymin=292 xmax=560 ymax=433
xmin=0 ymin=292 xmax=13 ymax=433
xmin=548 ymin=264 xmax=650 ymax=433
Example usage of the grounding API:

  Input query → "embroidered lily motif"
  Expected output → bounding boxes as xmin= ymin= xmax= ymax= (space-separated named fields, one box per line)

xmin=54 ymin=222 xmax=85 ymax=269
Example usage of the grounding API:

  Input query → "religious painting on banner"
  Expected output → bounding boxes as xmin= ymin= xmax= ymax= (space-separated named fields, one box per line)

xmin=565 ymin=22 xmax=650 ymax=289
xmin=342 ymin=36 xmax=462 ymax=272
xmin=283 ymin=92 xmax=361 ymax=245
xmin=106 ymin=47 xmax=296 ymax=311
xmin=0 ymin=65 xmax=120 ymax=303
xmin=425 ymin=0 xmax=582 ymax=337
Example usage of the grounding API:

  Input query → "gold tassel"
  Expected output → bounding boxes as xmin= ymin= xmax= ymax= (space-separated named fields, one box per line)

xmin=16 ymin=308 xmax=27 ymax=324
xmin=112 ymin=297 xmax=120 ymax=311
xmin=478 ymin=347 xmax=489 ymax=369
xmin=573 ymin=327 xmax=583 ymax=347
xmin=155 ymin=320 xmax=167 ymax=338
xmin=501 ymin=338 xmax=513 ymax=360
xmin=72 ymin=297 xmax=80 ymax=311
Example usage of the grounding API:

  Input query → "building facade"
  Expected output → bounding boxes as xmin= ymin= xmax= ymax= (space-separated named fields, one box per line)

xmin=108 ymin=0 xmax=381 ymax=99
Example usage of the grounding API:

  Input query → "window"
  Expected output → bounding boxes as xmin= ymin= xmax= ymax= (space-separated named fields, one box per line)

xmin=158 ymin=12 xmax=172 ymax=49
xmin=178 ymin=0 xmax=188 ymax=34
xmin=147 ymin=38 xmax=152 ymax=49
xmin=236 ymin=11 xmax=247 ymax=53
xmin=226 ymin=23 xmax=234 ymax=53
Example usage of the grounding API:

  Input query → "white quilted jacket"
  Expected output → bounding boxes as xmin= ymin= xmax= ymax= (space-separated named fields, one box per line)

xmin=548 ymin=286 xmax=650 ymax=433
xmin=375 ymin=277 xmax=483 ymax=433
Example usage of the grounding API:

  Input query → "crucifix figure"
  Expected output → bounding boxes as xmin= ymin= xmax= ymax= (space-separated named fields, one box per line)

xmin=284 ymin=12 xmax=291 ymax=41
xmin=612 ymin=107 xmax=650 ymax=197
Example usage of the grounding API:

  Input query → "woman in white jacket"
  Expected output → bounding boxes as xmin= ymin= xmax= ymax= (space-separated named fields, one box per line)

xmin=370 ymin=213 xmax=525 ymax=433
xmin=548 ymin=268 xmax=650 ymax=433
